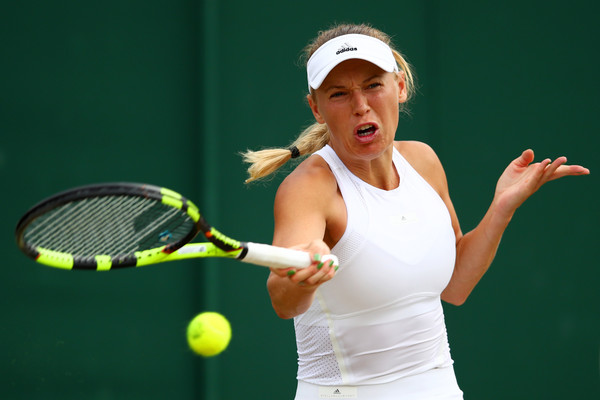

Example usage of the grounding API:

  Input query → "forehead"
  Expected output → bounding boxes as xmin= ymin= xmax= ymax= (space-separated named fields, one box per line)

xmin=320 ymin=59 xmax=389 ymax=88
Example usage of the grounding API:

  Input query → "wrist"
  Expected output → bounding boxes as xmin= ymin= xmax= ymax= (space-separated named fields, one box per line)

xmin=490 ymin=193 xmax=518 ymax=222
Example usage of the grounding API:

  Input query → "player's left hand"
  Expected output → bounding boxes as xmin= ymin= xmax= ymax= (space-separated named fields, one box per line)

xmin=493 ymin=149 xmax=589 ymax=216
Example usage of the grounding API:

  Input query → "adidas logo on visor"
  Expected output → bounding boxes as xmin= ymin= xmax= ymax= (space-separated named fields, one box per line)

xmin=336 ymin=43 xmax=357 ymax=55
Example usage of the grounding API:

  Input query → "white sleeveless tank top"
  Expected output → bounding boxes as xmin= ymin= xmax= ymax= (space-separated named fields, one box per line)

xmin=294 ymin=144 xmax=457 ymax=386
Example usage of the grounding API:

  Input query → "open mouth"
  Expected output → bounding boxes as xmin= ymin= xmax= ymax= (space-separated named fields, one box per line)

xmin=356 ymin=124 xmax=377 ymax=137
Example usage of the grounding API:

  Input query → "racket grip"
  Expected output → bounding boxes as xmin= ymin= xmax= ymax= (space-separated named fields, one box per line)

xmin=243 ymin=242 xmax=339 ymax=270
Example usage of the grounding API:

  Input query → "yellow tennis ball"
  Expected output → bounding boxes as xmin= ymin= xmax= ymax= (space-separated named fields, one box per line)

xmin=186 ymin=312 xmax=231 ymax=357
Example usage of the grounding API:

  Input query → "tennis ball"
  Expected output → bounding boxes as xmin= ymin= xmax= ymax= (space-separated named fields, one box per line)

xmin=186 ymin=312 xmax=231 ymax=357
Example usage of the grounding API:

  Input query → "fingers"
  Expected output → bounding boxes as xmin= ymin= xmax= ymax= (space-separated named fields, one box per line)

xmin=539 ymin=156 xmax=590 ymax=184
xmin=514 ymin=149 xmax=535 ymax=168
xmin=284 ymin=253 xmax=339 ymax=288
xmin=515 ymin=150 xmax=589 ymax=180
xmin=269 ymin=239 xmax=340 ymax=288
xmin=543 ymin=156 xmax=590 ymax=181
xmin=495 ymin=150 xmax=588 ymax=213
xmin=530 ymin=156 xmax=577 ymax=189
xmin=541 ymin=156 xmax=565 ymax=180
xmin=287 ymin=253 xmax=338 ymax=288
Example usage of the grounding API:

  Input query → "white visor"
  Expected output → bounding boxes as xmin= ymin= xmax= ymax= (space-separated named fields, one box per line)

xmin=306 ymin=34 xmax=399 ymax=90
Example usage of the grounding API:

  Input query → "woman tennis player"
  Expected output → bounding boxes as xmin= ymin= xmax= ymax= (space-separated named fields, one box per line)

xmin=244 ymin=23 xmax=589 ymax=399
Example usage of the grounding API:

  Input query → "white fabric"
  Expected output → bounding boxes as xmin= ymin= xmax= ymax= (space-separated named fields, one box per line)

xmin=294 ymin=145 xmax=459 ymax=392
xmin=306 ymin=34 xmax=398 ymax=90
xmin=295 ymin=366 xmax=463 ymax=400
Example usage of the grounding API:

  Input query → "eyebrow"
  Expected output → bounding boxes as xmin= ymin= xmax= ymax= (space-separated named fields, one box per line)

xmin=322 ymin=74 xmax=384 ymax=92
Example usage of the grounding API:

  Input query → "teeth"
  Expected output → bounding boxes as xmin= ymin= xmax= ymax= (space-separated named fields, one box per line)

xmin=357 ymin=124 xmax=375 ymax=136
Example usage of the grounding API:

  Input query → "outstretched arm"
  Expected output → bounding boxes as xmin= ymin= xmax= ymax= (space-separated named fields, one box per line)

xmin=442 ymin=149 xmax=589 ymax=305
xmin=267 ymin=157 xmax=341 ymax=319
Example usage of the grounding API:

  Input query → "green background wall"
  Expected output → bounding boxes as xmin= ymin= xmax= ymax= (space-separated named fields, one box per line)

xmin=1 ymin=1 xmax=597 ymax=399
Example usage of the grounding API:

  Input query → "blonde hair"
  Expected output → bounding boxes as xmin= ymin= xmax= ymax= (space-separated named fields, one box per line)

xmin=242 ymin=23 xmax=415 ymax=183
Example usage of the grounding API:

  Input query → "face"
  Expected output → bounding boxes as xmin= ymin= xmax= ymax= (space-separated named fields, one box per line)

xmin=308 ymin=59 xmax=407 ymax=166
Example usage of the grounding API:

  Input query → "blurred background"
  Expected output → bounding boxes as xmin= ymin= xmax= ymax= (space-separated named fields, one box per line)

xmin=1 ymin=0 xmax=598 ymax=399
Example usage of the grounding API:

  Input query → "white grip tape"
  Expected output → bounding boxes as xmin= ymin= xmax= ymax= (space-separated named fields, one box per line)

xmin=243 ymin=242 xmax=339 ymax=270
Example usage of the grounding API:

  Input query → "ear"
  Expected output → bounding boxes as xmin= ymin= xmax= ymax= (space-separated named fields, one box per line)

xmin=307 ymin=94 xmax=326 ymax=124
xmin=396 ymin=71 xmax=408 ymax=104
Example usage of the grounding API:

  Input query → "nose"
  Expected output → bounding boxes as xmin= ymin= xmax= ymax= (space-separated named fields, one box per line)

xmin=351 ymin=90 xmax=370 ymax=116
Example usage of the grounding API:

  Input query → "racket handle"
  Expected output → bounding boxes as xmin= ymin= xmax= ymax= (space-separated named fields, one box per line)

xmin=243 ymin=242 xmax=339 ymax=270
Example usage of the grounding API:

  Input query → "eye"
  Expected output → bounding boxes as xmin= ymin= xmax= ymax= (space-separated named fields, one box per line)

xmin=329 ymin=91 xmax=346 ymax=99
xmin=366 ymin=82 xmax=383 ymax=90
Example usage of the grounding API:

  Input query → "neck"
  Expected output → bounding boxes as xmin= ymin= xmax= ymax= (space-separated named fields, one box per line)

xmin=333 ymin=144 xmax=399 ymax=190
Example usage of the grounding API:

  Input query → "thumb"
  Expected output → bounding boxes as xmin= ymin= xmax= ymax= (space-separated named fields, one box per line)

xmin=514 ymin=149 xmax=535 ymax=168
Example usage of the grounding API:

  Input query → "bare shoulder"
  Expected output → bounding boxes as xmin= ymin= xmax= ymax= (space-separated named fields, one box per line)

xmin=276 ymin=154 xmax=338 ymax=199
xmin=395 ymin=140 xmax=440 ymax=170
xmin=273 ymin=154 xmax=341 ymax=246
xmin=394 ymin=140 xmax=448 ymax=194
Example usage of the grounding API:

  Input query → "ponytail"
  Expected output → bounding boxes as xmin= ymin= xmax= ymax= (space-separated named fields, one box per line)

xmin=242 ymin=123 xmax=329 ymax=183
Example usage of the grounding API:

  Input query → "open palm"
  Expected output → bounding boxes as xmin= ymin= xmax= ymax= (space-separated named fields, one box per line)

xmin=494 ymin=149 xmax=590 ymax=215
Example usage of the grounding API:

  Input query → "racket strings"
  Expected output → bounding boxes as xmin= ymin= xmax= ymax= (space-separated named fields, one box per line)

xmin=25 ymin=199 xmax=96 ymax=250
xmin=25 ymin=196 xmax=150 ymax=255
xmin=27 ymin=196 xmax=138 ymax=255
xmin=94 ymin=201 xmax=182 ymax=256
xmin=73 ymin=196 xmax=156 ymax=255
xmin=23 ymin=195 xmax=193 ymax=258
xmin=67 ymin=196 xmax=155 ymax=256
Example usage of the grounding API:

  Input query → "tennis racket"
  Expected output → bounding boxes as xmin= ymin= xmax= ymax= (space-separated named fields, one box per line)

xmin=15 ymin=182 xmax=338 ymax=271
